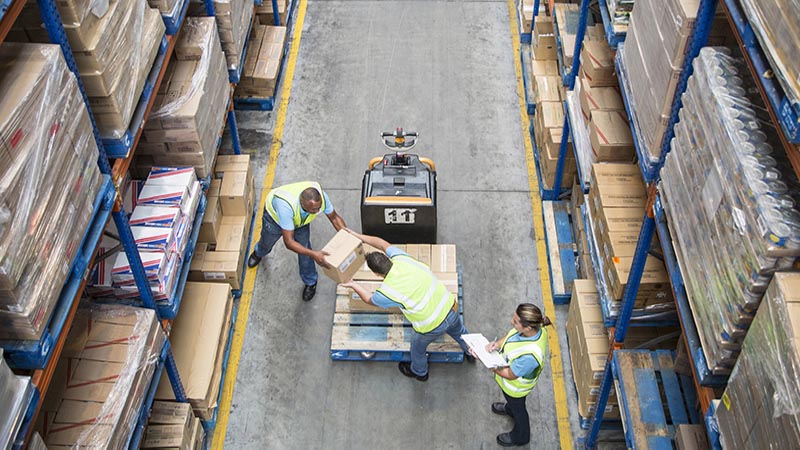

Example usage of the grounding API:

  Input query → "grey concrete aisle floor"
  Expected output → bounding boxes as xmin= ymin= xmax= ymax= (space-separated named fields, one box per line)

xmin=223 ymin=1 xmax=599 ymax=448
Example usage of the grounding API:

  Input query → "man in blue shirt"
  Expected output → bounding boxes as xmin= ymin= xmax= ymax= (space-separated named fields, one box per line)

xmin=247 ymin=181 xmax=346 ymax=301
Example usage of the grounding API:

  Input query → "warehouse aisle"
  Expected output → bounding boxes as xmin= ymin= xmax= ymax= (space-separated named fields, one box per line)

xmin=222 ymin=1 xmax=583 ymax=448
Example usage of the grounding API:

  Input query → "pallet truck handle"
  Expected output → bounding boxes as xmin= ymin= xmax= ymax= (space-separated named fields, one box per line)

xmin=368 ymin=157 xmax=384 ymax=170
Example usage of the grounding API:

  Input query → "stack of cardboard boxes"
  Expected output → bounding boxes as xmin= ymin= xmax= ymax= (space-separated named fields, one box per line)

xmin=235 ymin=25 xmax=287 ymax=98
xmin=155 ymin=282 xmax=234 ymax=420
xmin=255 ymin=0 xmax=289 ymax=26
xmin=12 ymin=0 xmax=165 ymax=140
xmin=570 ymin=184 xmax=593 ymax=280
xmin=530 ymin=12 xmax=574 ymax=190
xmin=190 ymin=155 xmax=255 ymax=290
xmin=136 ymin=17 xmax=231 ymax=179
xmin=585 ymin=164 xmax=673 ymax=313
xmin=108 ymin=167 xmax=203 ymax=306
xmin=37 ymin=305 xmax=165 ymax=448
xmin=567 ymin=280 xmax=619 ymax=419
xmin=0 ymin=44 xmax=104 ymax=341
xmin=142 ymin=401 xmax=205 ymax=450
xmin=189 ymin=0 xmax=253 ymax=74
xmin=519 ymin=0 xmax=534 ymax=35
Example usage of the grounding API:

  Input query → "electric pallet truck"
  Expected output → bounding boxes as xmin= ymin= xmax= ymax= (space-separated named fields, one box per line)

xmin=360 ymin=128 xmax=437 ymax=243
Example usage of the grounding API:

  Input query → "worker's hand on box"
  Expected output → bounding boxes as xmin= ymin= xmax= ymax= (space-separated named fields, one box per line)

xmin=340 ymin=280 xmax=357 ymax=289
xmin=313 ymin=250 xmax=332 ymax=268
xmin=344 ymin=228 xmax=363 ymax=241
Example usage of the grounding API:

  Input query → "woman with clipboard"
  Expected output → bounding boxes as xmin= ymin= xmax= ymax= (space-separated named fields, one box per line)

xmin=484 ymin=304 xmax=551 ymax=447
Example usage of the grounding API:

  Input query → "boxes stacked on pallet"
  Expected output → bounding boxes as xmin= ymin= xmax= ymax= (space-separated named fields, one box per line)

xmin=0 ymin=44 xmax=104 ymax=341
xmin=739 ymin=0 xmax=800 ymax=108
xmin=553 ymin=3 xmax=579 ymax=71
xmin=661 ymin=48 xmax=800 ymax=373
xmin=571 ymin=185 xmax=594 ymax=280
xmin=519 ymin=0 xmax=534 ymax=35
xmin=234 ymin=25 xmax=286 ymax=98
xmin=142 ymin=401 xmax=205 ymax=449
xmin=620 ymin=0 xmax=730 ymax=161
xmin=190 ymin=155 xmax=255 ymax=290
xmin=567 ymin=280 xmax=620 ymax=420
xmin=108 ymin=167 xmax=202 ymax=305
xmin=0 ymin=350 xmax=33 ymax=448
xmin=155 ymin=282 xmax=233 ymax=420
xmin=135 ymin=17 xmax=230 ymax=179
xmin=12 ymin=0 xmax=165 ymax=140
xmin=36 ymin=304 xmax=166 ymax=448
xmin=585 ymin=164 xmax=673 ymax=314
xmin=189 ymin=0 xmax=253 ymax=76
xmin=255 ymin=0 xmax=289 ymax=26
xmin=715 ymin=273 xmax=800 ymax=448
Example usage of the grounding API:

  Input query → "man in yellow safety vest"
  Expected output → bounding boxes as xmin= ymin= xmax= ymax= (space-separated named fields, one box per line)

xmin=480 ymin=303 xmax=550 ymax=447
xmin=342 ymin=229 xmax=473 ymax=381
xmin=247 ymin=181 xmax=346 ymax=301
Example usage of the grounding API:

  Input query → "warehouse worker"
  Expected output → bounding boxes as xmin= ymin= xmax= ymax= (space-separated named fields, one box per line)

xmin=247 ymin=181 xmax=346 ymax=302
xmin=481 ymin=304 xmax=550 ymax=447
xmin=341 ymin=229 xmax=473 ymax=381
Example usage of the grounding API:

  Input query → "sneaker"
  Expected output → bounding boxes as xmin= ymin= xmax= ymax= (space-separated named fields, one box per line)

xmin=398 ymin=361 xmax=428 ymax=381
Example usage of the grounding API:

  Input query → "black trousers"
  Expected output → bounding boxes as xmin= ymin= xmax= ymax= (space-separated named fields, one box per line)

xmin=503 ymin=391 xmax=530 ymax=444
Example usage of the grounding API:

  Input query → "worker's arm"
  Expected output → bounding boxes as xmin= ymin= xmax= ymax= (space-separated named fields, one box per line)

xmin=281 ymin=229 xmax=331 ymax=268
xmin=491 ymin=367 xmax=518 ymax=380
xmin=345 ymin=228 xmax=391 ymax=252
xmin=340 ymin=281 xmax=375 ymax=305
xmin=326 ymin=210 xmax=346 ymax=232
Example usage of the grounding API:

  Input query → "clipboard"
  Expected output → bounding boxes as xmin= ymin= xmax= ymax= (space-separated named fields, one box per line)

xmin=462 ymin=333 xmax=509 ymax=368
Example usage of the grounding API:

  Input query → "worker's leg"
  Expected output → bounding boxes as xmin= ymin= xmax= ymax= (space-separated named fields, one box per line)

xmin=253 ymin=211 xmax=283 ymax=258
xmin=293 ymin=224 xmax=317 ymax=286
xmin=443 ymin=310 xmax=470 ymax=354
xmin=502 ymin=391 xmax=530 ymax=444
xmin=410 ymin=326 xmax=447 ymax=376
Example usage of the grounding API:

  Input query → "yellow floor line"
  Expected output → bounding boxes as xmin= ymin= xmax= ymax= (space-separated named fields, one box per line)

xmin=211 ymin=1 xmax=308 ymax=447
xmin=506 ymin=2 xmax=574 ymax=447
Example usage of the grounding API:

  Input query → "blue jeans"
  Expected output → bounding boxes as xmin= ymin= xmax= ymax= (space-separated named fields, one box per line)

xmin=410 ymin=309 xmax=470 ymax=376
xmin=253 ymin=209 xmax=317 ymax=286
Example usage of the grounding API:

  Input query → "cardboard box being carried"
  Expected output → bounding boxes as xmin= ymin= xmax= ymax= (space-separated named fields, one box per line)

xmin=321 ymin=230 xmax=367 ymax=283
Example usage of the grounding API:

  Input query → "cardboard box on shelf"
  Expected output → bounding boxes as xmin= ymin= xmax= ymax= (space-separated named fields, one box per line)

xmin=219 ymin=171 xmax=253 ymax=216
xmin=590 ymin=182 xmax=647 ymax=210
xmin=530 ymin=59 xmax=559 ymax=77
xmin=532 ymin=16 xmax=557 ymax=60
xmin=199 ymin=196 xmax=222 ymax=244
xmin=674 ymin=424 xmax=710 ymax=450
xmin=533 ymin=75 xmax=562 ymax=104
xmin=580 ymin=41 xmax=616 ymax=87
xmin=534 ymin=101 xmax=565 ymax=150
xmin=214 ymin=154 xmax=252 ymax=179
xmin=589 ymin=111 xmax=635 ymax=162
xmin=155 ymin=282 xmax=233 ymax=419
xmin=200 ymin=251 xmax=241 ymax=289
xmin=589 ymin=163 xmax=643 ymax=188
xmin=321 ymin=230 xmax=367 ymax=283
xmin=579 ymin=76 xmax=624 ymax=121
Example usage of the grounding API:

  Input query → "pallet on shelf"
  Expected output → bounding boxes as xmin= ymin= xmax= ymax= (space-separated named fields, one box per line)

xmin=521 ymin=45 xmax=536 ymax=115
xmin=597 ymin=0 xmax=626 ymax=48
xmin=542 ymin=201 xmax=577 ymax=305
xmin=612 ymin=350 xmax=700 ymax=449
xmin=0 ymin=176 xmax=115 ymax=369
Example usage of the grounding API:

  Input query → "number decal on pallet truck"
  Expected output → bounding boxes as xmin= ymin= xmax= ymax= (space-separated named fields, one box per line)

xmin=384 ymin=208 xmax=417 ymax=224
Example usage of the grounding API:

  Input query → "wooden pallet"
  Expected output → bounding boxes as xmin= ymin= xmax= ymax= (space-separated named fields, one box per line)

xmin=330 ymin=266 xmax=465 ymax=362
xmin=612 ymin=350 xmax=700 ymax=449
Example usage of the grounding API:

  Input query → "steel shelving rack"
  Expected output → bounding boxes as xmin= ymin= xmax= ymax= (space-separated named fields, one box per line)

xmin=533 ymin=0 xmax=726 ymax=446
xmin=0 ymin=0 xmax=263 ymax=447
xmin=542 ymin=0 xmax=800 ymax=446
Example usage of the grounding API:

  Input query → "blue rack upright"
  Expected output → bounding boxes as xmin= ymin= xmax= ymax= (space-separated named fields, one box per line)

xmin=162 ymin=0 xmax=191 ymax=35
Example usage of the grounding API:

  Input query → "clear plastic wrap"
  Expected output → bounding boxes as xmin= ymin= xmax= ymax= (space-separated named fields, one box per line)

xmin=37 ymin=303 xmax=165 ymax=449
xmin=567 ymin=89 xmax=594 ymax=184
xmin=661 ymin=47 xmax=800 ymax=373
xmin=0 ymin=350 xmax=33 ymax=449
xmin=740 ymin=0 xmax=800 ymax=108
xmin=53 ymin=0 xmax=110 ymax=25
xmin=148 ymin=0 xmax=184 ymax=18
xmin=622 ymin=0 xmax=698 ymax=161
xmin=0 ymin=43 xmax=103 ymax=340
xmin=608 ymin=0 xmax=634 ymax=27
xmin=143 ymin=17 xmax=230 ymax=178
xmin=189 ymin=0 xmax=252 ymax=73
xmin=715 ymin=272 xmax=800 ymax=448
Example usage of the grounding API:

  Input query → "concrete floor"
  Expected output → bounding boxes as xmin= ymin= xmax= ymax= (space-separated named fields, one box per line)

xmin=222 ymin=1 xmax=624 ymax=448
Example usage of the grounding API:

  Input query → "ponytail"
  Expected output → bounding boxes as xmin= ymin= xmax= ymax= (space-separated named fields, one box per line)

xmin=516 ymin=303 xmax=552 ymax=330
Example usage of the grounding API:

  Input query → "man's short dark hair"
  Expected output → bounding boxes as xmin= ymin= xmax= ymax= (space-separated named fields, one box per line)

xmin=301 ymin=187 xmax=322 ymax=202
xmin=366 ymin=252 xmax=393 ymax=276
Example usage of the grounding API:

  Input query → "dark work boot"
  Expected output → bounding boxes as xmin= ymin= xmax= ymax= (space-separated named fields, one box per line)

xmin=247 ymin=252 xmax=262 ymax=268
xmin=302 ymin=283 xmax=317 ymax=301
